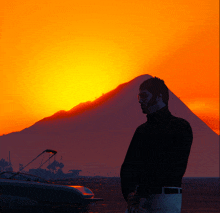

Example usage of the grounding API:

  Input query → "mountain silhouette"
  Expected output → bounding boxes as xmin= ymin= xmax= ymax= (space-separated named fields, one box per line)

xmin=0 ymin=74 xmax=219 ymax=177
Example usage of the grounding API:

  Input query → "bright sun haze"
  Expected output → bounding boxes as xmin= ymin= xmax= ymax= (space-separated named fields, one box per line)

xmin=0 ymin=0 xmax=219 ymax=135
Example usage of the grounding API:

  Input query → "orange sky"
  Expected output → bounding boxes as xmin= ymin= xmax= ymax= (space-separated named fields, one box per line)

xmin=1 ymin=0 xmax=219 ymax=135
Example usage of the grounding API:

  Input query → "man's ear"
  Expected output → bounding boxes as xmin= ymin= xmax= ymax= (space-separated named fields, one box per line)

xmin=157 ymin=94 xmax=163 ymax=101
xmin=156 ymin=93 xmax=162 ymax=100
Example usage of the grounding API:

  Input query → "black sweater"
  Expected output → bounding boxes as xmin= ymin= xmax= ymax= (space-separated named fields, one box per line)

xmin=120 ymin=106 xmax=193 ymax=201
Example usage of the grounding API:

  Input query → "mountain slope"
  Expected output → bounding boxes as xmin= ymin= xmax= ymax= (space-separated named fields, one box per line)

xmin=0 ymin=74 xmax=218 ymax=177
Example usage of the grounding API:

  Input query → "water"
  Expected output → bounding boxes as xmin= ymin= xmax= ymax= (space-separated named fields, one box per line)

xmin=0 ymin=177 xmax=219 ymax=213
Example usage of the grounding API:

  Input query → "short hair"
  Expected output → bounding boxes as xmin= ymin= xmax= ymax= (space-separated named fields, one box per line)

xmin=139 ymin=77 xmax=169 ymax=105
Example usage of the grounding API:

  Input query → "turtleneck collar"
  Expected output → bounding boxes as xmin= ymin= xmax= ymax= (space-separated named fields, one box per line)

xmin=146 ymin=106 xmax=172 ymax=123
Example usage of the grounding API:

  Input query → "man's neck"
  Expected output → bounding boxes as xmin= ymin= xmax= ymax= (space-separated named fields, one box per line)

xmin=146 ymin=105 xmax=171 ymax=123
xmin=147 ymin=102 xmax=166 ymax=114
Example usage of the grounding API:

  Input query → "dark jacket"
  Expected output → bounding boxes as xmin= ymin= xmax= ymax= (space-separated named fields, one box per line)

xmin=120 ymin=106 xmax=193 ymax=201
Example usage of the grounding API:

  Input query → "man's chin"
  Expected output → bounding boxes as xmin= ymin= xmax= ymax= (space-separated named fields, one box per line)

xmin=141 ymin=108 xmax=148 ymax=114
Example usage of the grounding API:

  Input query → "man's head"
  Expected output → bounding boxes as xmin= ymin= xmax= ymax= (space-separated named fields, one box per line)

xmin=138 ymin=77 xmax=169 ymax=114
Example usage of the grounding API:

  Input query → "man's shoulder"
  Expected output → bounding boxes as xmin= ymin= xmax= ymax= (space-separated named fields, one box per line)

xmin=170 ymin=115 xmax=191 ymax=126
xmin=169 ymin=115 xmax=192 ymax=133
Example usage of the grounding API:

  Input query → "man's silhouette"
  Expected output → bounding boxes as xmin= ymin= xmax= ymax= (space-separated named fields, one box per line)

xmin=120 ymin=77 xmax=193 ymax=213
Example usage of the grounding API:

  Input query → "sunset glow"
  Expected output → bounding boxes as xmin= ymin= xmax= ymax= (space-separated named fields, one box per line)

xmin=1 ymin=0 xmax=219 ymax=135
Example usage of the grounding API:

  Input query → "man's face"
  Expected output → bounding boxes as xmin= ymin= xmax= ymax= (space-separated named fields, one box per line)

xmin=138 ymin=89 xmax=157 ymax=114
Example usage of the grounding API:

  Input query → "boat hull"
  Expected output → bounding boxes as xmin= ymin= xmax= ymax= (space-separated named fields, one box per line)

xmin=0 ymin=179 xmax=101 ymax=206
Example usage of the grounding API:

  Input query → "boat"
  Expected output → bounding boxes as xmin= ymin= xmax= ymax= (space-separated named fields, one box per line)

xmin=0 ymin=149 xmax=103 ymax=209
